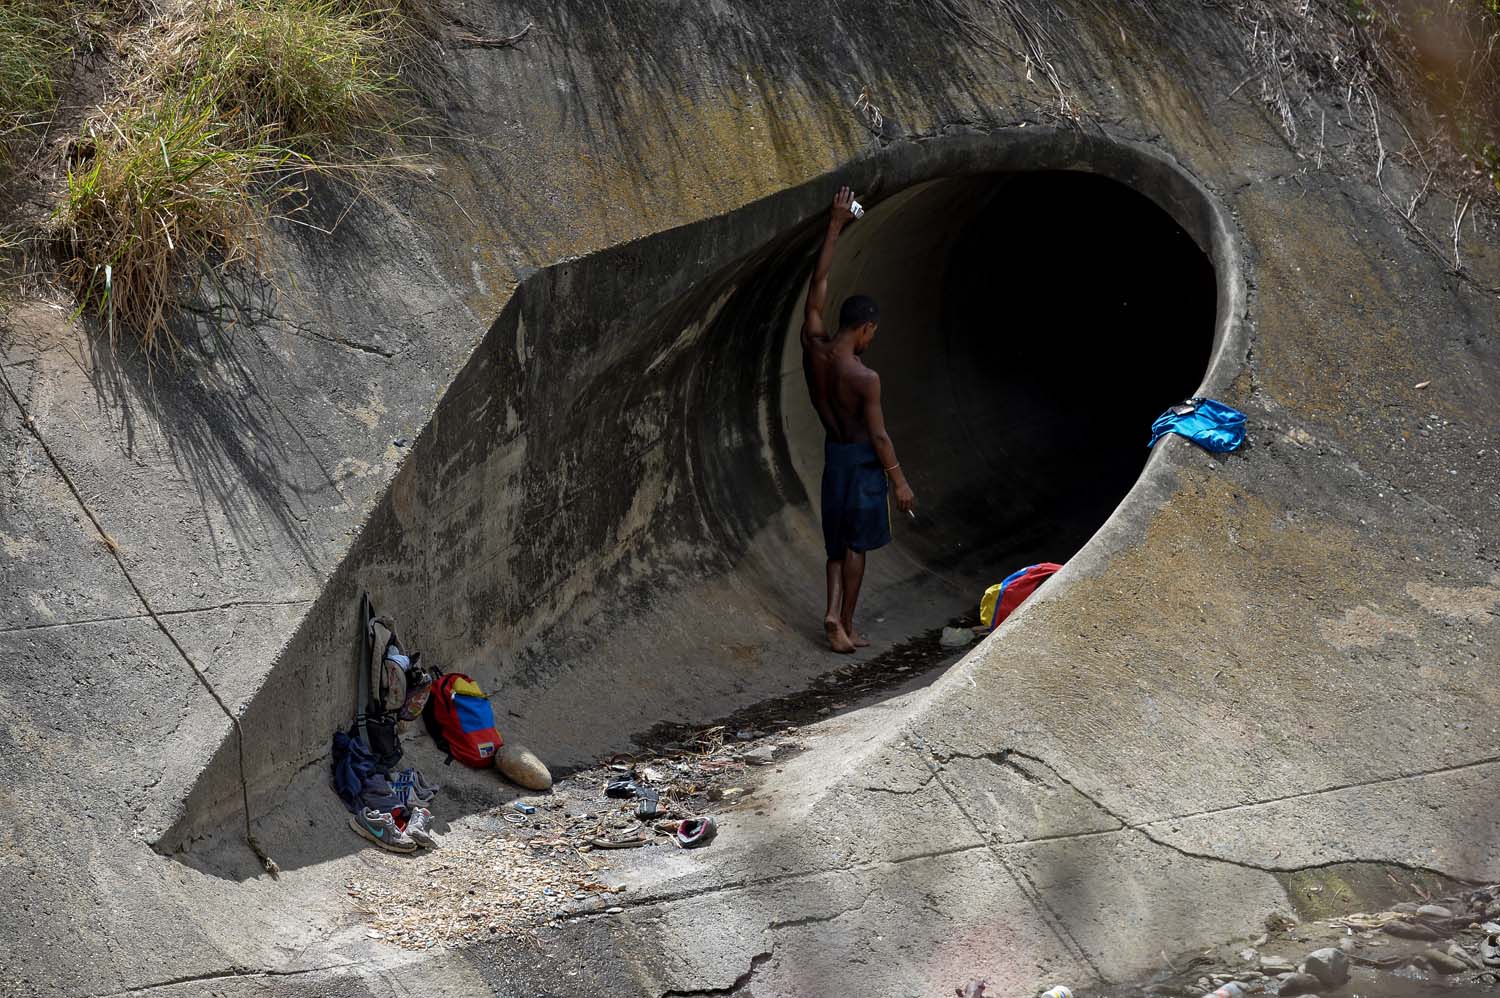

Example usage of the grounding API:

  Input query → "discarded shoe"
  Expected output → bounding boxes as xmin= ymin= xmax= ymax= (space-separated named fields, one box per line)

xmin=391 ymin=767 xmax=439 ymax=805
xmin=406 ymin=806 xmax=441 ymax=849
xmin=1480 ymin=932 xmax=1500 ymax=967
xmin=635 ymin=786 xmax=662 ymax=820
xmin=676 ymin=817 xmax=717 ymax=849
xmin=605 ymin=776 xmax=639 ymax=799
xmin=349 ymin=807 xmax=418 ymax=853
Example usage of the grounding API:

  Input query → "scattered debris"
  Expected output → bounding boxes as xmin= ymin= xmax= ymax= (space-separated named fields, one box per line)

xmin=1109 ymin=883 xmax=1500 ymax=997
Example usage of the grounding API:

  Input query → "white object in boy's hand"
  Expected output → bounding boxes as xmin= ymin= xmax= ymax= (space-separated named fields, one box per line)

xmin=850 ymin=199 xmax=865 ymax=219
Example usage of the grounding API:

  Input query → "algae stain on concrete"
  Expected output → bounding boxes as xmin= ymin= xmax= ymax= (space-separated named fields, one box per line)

xmin=1276 ymin=863 xmax=1470 ymax=922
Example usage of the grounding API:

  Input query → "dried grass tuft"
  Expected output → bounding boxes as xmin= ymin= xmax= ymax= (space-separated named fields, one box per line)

xmin=53 ymin=81 xmax=298 ymax=359
xmin=45 ymin=0 xmax=416 ymax=361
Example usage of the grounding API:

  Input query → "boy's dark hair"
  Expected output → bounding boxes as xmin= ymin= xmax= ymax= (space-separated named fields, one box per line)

xmin=838 ymin=294 xmax=879 ymax=330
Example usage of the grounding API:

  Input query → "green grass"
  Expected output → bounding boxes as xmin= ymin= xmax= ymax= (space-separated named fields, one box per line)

xmin=45 ymin=0 xmax=412 ymax=358
xmin=54 ymin=82 xmax=297 ymax=358
xmin=0 ymin=1 xmax=74 ymax=165
xmin=170 ymin=0 xmax=401 ymax=154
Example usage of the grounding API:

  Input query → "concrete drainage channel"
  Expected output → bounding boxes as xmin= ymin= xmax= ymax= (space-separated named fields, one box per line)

xmin=152 ymin=128 xmax=1246 ymax=908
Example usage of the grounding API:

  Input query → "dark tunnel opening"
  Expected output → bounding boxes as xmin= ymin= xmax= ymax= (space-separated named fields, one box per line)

xmin=712 ymin=169 xmax=1217 ymax=629
xmin=925 ymin=170 xmax=1216 ymax=571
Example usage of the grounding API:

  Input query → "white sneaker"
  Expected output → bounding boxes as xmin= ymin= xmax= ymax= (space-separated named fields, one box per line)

xmin=349 ymin=807 xmax=418 ymax=853
xmin=406 ymin=806 xmax=441 ymax=849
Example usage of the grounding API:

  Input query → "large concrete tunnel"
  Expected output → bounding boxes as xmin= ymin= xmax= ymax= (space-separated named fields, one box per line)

xmin=163 ymin=134 xmax=1237 ymax=858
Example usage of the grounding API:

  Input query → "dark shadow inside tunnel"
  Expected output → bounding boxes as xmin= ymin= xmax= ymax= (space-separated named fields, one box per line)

xmin=927 ymin=171 xmax=1215 ymax=569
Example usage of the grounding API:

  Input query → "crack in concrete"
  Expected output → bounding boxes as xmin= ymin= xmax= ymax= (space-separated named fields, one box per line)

xmin=1137 ymin=754 xmax=1500 ymax=830
xmin=99 ymin=961 xmax=361 ymax=997
xmin=562 ymin=843 xmax=989 ymax=927
xmin=182 ymin=302 xmax=399 ymax=359
xmin=0 ymin=598 xmax=313 ymax=635
xmin=859 ymin=771 xmax=938 ymax=795
xmin=944 ymin=742 xmax=1487 ymax=887
xmin=909 ymin=732 xmax=1105 ymax=983
xmin=660 ymin=951 xmax=772 ymax=997
xmin=0 ymin=365 xmax=280 ymax=875
xmin=657 ymin=891 xmax=877 ymax=997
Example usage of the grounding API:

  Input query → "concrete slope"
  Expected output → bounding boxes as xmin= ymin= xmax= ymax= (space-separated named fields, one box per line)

xmin=1 ymin=1 xmax=1497 ymax=996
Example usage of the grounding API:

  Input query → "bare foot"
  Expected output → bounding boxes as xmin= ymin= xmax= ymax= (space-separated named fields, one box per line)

xmin=845 ymin=628 xmax=870 ymax=648
xmin=824 ymin=617 xmax=855 ymax=653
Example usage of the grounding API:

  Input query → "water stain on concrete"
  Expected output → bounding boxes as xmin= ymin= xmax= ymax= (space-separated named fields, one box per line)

xmin=1318 ymin=605 xmax=1420 ymax=650
xmin=1406 ymin=577 xmax=1500 ymax=624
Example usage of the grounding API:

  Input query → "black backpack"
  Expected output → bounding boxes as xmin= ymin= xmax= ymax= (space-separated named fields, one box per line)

xmin=354 ymin=592 xmax=435 ymax=770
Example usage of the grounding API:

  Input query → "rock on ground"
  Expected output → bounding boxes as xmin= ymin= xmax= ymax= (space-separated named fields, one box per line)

xmin=1301 ymin=948 xmax=1348 ymax=988
xmin=1277 ymin=971 xmax=1322 ymax=996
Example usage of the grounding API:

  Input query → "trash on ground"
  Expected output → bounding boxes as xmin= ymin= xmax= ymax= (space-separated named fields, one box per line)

xmin=334 ymin=593 xmax=452 ymax=857
xmin=939 ymin=626 xmax=973 ymax=648
xmin=676 ymin=816 xmax=717 ymax=849
xmin=1148 ymin=397 xmax=1246 ymax=452
xmin=1117 ymin=881 xmax=1500 ymax=998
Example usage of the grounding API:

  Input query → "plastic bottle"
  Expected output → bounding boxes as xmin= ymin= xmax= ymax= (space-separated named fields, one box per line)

xmin=1040 ymin=987 xmax=1073 ymax=998
xmin=1207 ymin=984 xmax=1247 ymax=998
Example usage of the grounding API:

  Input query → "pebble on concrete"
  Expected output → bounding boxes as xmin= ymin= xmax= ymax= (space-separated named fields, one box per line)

xmin=1277 ymin=971 xmax=1322 ymax=997
xmin=1421 ymin=948 xmax=1470 ymax=974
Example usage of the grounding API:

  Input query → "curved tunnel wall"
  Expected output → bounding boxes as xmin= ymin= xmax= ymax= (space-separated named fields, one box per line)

xmin=162 ymin=130 xmax=1244 ymax=854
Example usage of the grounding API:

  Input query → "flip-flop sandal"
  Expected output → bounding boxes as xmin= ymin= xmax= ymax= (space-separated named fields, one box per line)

xmin=676 ymin=816 xmax=717 ymax=849
xmin=589 ymin=831 xmax=649 ymax=849
xmin=635 ymin=787 xmax=662 ymax=820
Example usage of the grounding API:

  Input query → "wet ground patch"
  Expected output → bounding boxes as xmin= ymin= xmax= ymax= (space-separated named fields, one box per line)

xmin=633 ymin=617 xmax=975 ymax=751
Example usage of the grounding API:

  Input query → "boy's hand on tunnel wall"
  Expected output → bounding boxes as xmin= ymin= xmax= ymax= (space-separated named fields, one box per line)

xmin=830 ymin=185 xmax=855 ymax=231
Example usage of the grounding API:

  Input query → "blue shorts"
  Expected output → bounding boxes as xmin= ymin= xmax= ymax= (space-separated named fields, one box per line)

xmin=820 ymin=440 xmax=892 ymax=560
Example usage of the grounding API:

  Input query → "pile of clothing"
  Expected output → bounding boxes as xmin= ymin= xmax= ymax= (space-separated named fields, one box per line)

xmin=332 ymin=730 xmax=443 ymax=853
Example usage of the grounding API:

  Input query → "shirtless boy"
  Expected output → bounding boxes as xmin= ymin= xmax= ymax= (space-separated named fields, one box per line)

xmin=801 ymin=186 xmax=917 ymax=653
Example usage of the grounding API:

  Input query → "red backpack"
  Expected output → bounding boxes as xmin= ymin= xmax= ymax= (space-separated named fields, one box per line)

xmin=422 ymin=671 xmax=503 ymax=767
